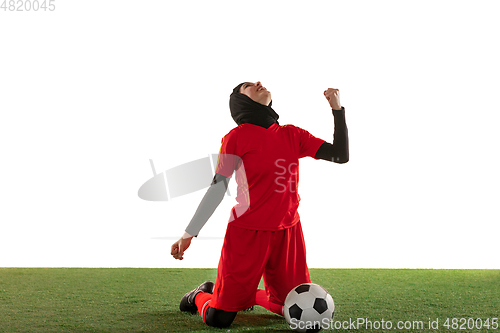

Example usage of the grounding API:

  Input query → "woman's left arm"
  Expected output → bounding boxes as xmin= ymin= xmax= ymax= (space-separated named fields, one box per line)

xmin=314 ymin=106 xmax=349 ymax=163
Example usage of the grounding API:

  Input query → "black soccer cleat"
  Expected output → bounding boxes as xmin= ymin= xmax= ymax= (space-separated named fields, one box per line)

xmin=179 ymin=280 xmax=214 ymax=314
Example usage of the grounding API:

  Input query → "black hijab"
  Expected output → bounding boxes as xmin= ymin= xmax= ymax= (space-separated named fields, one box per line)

xmin=229 ymin=82 xmax=280 ymax=129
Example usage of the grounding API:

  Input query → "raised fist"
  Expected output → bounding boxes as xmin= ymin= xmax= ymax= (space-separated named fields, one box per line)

xmin=324 ymin=88 xmax=342 ymax=110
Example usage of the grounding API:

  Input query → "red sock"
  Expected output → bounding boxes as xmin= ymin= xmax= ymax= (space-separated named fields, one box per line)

xmin=255 ymin=289 xmax=283 ymax=316
xmin=194 ymin=292 xmax=212 ymax=322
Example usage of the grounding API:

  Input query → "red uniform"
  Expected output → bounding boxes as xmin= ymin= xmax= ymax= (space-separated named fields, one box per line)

xmin=208 ymin=122 xmax=325 ymax=311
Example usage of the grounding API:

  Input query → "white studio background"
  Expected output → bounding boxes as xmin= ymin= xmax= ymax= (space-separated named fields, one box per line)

xmin=0 ymin=0 xmax=499 ymax=268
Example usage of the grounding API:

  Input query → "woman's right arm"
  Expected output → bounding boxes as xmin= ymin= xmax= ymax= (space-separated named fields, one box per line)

xmin=171 ymin=173 xmax=230 ymax=260
xmin=184 ymin=173 xmax=230 ymax=237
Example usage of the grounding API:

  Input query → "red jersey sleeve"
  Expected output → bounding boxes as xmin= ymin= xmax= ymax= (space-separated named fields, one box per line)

xmin=296 ymin=126 xmax=326 ymax=159
xmin=215 ymin=130 xmax=241 ymax=178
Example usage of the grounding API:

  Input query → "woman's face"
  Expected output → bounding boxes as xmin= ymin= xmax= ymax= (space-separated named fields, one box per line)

xmin=240 ymin=81 xmax=272 ymax=106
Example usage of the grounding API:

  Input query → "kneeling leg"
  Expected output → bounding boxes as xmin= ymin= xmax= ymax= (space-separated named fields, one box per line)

xmin=204 ymin=307 xmax=237 ymax=328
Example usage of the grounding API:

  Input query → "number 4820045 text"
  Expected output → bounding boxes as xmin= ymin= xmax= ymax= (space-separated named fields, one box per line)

xmin=1 ymin=0 xmax=55 ymax=11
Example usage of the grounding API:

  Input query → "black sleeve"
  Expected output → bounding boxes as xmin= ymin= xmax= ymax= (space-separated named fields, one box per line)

xmin=314 ymin=107 xmax=349 ymax=163
xmin=184 ymin=173 xmax=230 ymax=237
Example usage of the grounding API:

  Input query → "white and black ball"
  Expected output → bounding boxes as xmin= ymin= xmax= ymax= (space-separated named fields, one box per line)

xmin=283 ymin=283 xmax=335 ymax=333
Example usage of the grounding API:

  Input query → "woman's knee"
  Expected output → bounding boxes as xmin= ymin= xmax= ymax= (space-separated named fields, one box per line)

xmin=204 ymin=307 xmax=237 ymax=328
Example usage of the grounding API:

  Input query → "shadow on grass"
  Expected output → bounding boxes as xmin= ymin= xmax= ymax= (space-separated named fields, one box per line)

xmin=132 ymin=310 xmax=208 ymax=332
xmin=132 ymin=310 xmax=291 ymax=332
xmin=231 ymin=312 xmax=291 ymax=332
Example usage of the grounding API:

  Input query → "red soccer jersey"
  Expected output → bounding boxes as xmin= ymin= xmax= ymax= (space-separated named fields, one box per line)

xmin=215 ymin=122 xmax=325 ymax=231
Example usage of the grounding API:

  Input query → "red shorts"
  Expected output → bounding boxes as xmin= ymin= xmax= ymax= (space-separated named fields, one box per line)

xmin=209 ymin=221 xmax=311 ymax=312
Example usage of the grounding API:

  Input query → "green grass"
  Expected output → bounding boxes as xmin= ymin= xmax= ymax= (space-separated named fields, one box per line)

xmin=0 ymin=268 xmax=498 ymax=332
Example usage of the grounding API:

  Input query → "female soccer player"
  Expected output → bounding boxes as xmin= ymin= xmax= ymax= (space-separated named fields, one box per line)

xmin=171 ymin=81 xmax=349 ymax=328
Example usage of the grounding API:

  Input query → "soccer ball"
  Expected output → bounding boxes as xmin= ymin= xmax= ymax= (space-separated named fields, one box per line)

xmin=283 ymin=283 xmax=335 ymax=333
